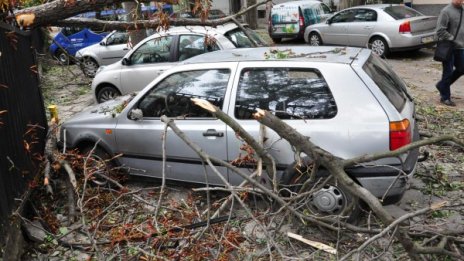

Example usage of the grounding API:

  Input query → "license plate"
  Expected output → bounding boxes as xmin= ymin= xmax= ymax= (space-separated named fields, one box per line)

xmin=421 ymin=36 xmax=434 ymax=44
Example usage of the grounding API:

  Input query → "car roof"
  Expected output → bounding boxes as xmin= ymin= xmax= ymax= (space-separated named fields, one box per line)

xmin=272 ymin=0 xmax=322 ymax=7
xmin=346 ymin=4 xmax=401 ymax=10
xmin=148 ymin=23 xmax=240 ymax=37
xmin=183 ymin=46 xmax=370 ymax=65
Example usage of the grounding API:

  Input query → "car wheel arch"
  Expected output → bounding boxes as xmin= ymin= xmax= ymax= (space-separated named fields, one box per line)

xmin=368 ymin=33 xmax=391 ymax=48
xmin=74 ymin=138 xmax=115 ymax=161
xmin=368 ymin=35 xmax=391 ymax=57
xmin=95 ymin=83 xmax=121 ymax=98
xmin=95 ymin=84 xmax=122 ymax=103
xmin=305 ymin=29 xmax=323 ymax=43
xmin=279 ymin=157 xmax=362 ymax=222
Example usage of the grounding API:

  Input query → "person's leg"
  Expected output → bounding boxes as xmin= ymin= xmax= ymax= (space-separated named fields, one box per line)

xmin=449 ymin=49 xmax=464 ymax=87
xmin=436 ymin=52 xmax=455 ymax=100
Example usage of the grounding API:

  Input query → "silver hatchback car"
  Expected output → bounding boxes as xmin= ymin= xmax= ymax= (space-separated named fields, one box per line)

xmin=91 ymin=23 xmax=267 ymax=103
xmin=60 ymin=46 xmax=419 ymax=216
xmin=304 ymin=4 xmax=437 ymax=56
xmin=76 ymin=31 xmax=130 ymax=78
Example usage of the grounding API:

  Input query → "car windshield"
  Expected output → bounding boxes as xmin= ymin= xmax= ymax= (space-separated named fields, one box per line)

xmin=383 ymin=6 xmax=423 ymax=20
xmin=224 ymin=27 xmax=267 ymax=47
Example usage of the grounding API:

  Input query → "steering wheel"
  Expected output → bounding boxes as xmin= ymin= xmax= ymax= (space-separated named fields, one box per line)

xmin=164 ymin=92 xmax=190 ymax=117
xmin=151 ymin=52 xmax=167 ymax=62
xmin=164 ymin=92 xmax=178 ymax=116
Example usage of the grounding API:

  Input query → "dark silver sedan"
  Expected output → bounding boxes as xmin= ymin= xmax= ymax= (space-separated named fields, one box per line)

xmin=304 ymin=4 xmax=437 ymax=56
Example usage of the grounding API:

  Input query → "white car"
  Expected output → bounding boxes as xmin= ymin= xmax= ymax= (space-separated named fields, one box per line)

xmin=91 ymin=23 xmax=267 ymax=103
xmin=76 ymin=31 xmax=130 ymax=77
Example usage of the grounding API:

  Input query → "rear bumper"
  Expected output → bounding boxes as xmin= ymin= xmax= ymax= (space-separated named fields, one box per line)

xmin=269 ymin=26 xmax=305 ymax=39
xmin=347 ymin=141 xmax=420 ymax=203
xmin=389 ymin=32 xmax=436 ymax=51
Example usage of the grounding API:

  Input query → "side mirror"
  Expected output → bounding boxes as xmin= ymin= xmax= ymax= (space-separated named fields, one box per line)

xmin=327 ymin=19 xmax=332 ymax=25
xmin=121 ymin=57 xmax=131 ymax=66
xmin=128 ymin=109 xmax=143 ymax=121
xmin=100 ymin=40 xmax=107 ymax=46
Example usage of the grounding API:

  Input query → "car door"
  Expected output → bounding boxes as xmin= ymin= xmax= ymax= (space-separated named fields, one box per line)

xmin=176 ymin=34 xmax=220 ymax=61
xmin=120 ymin=35 xmax=177 ymax=94
xmin=322 ymin=9 xmax=355 ymax=45
xmin=347 ymin=9 xmax=377 ymax=47
xmin=98 ymin=32 xmax=130 ymax=65
xmin=114 ymin=65 xmax=235 ymax=185
xmin=226 ymin=62 xmax=339 ymax=186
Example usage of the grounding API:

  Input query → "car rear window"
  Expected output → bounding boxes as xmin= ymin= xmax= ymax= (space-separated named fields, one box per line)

xmin=235 ymin=68 xmax=337 ymax=120
xmin=225 ymin=28 xmax=268 ymax=48
xmin=383 ymin=6 xmax=422 ymax=20
xmin=363 ymin=55 xmax=408 ymax=111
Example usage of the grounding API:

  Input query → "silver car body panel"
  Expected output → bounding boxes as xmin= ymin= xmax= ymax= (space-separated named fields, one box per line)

xmin=304 ymin=4 xmax=437 ymax=50
xmin=62 ymin=46 xmax=418 ymax=199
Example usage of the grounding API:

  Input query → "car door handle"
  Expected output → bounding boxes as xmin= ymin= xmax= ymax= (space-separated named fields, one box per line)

xmin=123 ymin=47 xmax=129 ymax=50
xmin=364 ymin=26 xmax=373 ymax=29
xmin=203 ymin=129 xmax=224 ymax=137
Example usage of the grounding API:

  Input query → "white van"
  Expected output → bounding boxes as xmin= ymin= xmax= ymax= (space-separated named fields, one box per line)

xmin=268 ymin=0 xmax=332 ymax=43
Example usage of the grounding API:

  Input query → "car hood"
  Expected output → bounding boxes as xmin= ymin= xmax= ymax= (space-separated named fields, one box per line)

xmin=64 ymin=95 xmax=133 ymax=125
xmin=76 ymin=43 xmax=99 ymax=57
xmin=97 ymin=59 xmax=123 ymax=74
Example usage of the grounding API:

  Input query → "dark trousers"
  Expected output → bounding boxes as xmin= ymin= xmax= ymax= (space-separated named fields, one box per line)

xmin=437 ymin=49 xmax=464 ymax=100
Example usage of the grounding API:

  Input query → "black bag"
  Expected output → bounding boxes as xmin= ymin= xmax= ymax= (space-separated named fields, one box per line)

xmin=434 ymin=8 xmax=463 ymax=62
xmin=434 ymin=40 xmax=455 ymax=62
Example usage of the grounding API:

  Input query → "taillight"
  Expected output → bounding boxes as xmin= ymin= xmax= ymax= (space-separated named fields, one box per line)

xmin=299 ymin=15 xmax=304 ymax=27
xmin=399 ymin=21 xmax=411 ymax=33
xmin=390 ymin=119 xmax=411 ymax=150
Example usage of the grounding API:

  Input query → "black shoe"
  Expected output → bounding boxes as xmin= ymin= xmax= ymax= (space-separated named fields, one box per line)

xmin=440 ymin=98 xmax=456 ymax=106
xmin=435 ymin=83 xmax=441 ymax=92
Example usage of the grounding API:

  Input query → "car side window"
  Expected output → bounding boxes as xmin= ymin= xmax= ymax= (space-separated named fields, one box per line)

xmin=303 ymin=6 xmax=322 ymax=25
xmin=136 ymin=69 xmax=230 ymax=118
xmin=130 ymin=36 xmax=172 ymax=65
xmin=363 ymin=55 xmax=407 ymax=111
xmin=353 ymin=9 xmax=377 ymax=22
xmin=331 ymin=10 xmax=356 ymax=23
xmin=235 ymin=68 xmax=337 ymax=120
xmin=321 ymin=3 xmax=331 ymax=14
xmin=107 ymin=32 xmax=129 ymax=45
xmin=178 ymin=35 xmax=219 ymax=61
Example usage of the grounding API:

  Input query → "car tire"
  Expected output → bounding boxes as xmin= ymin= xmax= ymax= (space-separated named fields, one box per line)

xmin=369 ymin=37 xmax=390 ymax=57
xmin=97 ymin=86 xmax=121 ymax=103
xmin=271 ymin=37 xmax=282 ymax=44
xmin=55 ymin=49 xmax=71 ymax=65
xmin=308 ymin=32 xmax=323 ymax=46
xmin=280 ymin=161 xmax=361 ymax=223
xmin=80 ymin=146 xmax=115 ymax=186
xmin=80 ymin=57 xmax=99 ymax=78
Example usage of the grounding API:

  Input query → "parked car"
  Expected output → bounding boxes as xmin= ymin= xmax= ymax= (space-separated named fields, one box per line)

xmin=170 ymin=9 xmax=227 ymax=19
xmin=91 ymin=23 xmax=268 ymax=103
xmin=304 ymin=4 xmax=437 ymax=57
xmin=268 ymin=0 xmax=332 ymax=43
xmin=60 ymin=46 xmax=420 ymax=217
xmin=76 ymin=31 xmax=130 ymax=77
xmin=49 ymin=27 xmax=108 ymax=64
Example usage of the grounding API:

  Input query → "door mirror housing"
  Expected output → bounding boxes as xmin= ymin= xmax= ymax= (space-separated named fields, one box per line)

xmin=121 ymin=57 xmax=131 ymax=66
xmin=100 ymin=39 xmax=107 ymax=46
xmin=128 ymin=109 xmax=143 ymax=121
